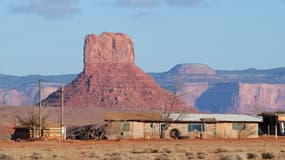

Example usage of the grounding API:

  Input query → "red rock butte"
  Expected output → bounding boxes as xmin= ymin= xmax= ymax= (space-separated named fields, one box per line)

xmin=83 ymin=33 xmax=135 ymax=75
xmin=42 ymin=32 xmax=196 ymax=112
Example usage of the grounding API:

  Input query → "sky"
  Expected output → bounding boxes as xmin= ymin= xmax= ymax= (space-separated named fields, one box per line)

xmin=0 ymin=0 xmax=285 ymax=76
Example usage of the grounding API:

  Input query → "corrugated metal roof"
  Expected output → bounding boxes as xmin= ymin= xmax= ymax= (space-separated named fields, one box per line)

xmin=104 ymin=112 xmax=263 ymax=122
xmin=104 ymin=112 xmax=163 ymax=121
xmin=169 ymin=114 xmax=263 ymax=122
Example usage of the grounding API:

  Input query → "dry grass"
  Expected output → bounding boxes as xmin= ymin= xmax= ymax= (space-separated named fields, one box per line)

xmin=0 ymin=138 xmax=285 ymax=160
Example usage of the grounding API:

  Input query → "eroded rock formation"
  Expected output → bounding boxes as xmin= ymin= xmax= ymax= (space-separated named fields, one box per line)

xmin=42 ymin=32 xmax=194 ymax=112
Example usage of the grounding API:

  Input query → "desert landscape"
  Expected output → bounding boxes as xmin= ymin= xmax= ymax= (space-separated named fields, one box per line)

xmin=1 ymin=138 xmax=285 ymax=160
xmin=0 ymin=29 xmax=284 ymax=160
xmin=1 ymin=1 xmax=285 ymax=159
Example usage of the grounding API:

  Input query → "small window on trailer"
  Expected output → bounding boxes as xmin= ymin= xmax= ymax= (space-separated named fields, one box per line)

xmin=123 ymin=122 xmax=130 ymax=132
xmin=232 ymin=123 xmax=245 ymax=130
xmin=188 ymin=123 xmax=204 ymax=132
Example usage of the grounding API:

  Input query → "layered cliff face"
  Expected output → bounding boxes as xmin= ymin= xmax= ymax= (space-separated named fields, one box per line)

xmin=0 ymin=74 xmax=75 ymax=106
xmin=0 ymin=87 xmax=57 ymax=106
xmin=151 ymin=65 xmax=285 ymax=114
xmin=42 ymin=32 xmax=194 ymax=112
xmin=236 ymin=83 xmax=285 ymax=113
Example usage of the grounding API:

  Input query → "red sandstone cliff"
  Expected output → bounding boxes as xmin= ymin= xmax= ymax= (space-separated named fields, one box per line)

xmin=42 ymin=32 xmax=195 ymax=112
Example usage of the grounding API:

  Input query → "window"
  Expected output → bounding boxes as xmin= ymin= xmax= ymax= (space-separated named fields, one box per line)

xmin=188 ymin=123 xmax=204 ymax=132
xmin=123 ymin=122 xmax=130 ymax=132
xmin=232 ymin=123 xmax=245 ymax=130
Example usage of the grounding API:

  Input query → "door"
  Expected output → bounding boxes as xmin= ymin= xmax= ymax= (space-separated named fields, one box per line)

xmin=160 ymin=123 xmax=166 ymax=138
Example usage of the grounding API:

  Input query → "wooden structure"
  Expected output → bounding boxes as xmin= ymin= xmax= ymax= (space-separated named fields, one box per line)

xmin=12 ymin=123 xmax=63 ymax=140
xmin=105 ymin=113 xmax=263 ymax=140
xmin=260 ymin=112 xmax=285 ymax=136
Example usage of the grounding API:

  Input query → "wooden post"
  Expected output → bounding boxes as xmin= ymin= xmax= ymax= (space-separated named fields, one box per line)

xmin=39 ymin=79 xmax=42 ymax=138
xmin=61 ymin=85 xmax=64 ymax=140
xmin=223 ymin=122 xmax=225 ymax=138
xmin=275 ymin=124 xmax=278 ymax=140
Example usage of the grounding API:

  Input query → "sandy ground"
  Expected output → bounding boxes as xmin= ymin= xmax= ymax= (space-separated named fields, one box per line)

xmin=0 ymin=138 xmax=285 ymax=160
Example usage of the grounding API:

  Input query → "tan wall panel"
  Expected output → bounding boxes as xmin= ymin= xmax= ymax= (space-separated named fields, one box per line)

xmin=278 ymin=115 xmax=285 ymax=121
xmin=216 ymin=122 xmax=258 ymax=138
xmin=144 ymin=122 xmax=160 ymax=139
xmin=132 ymin=122 xmax=144 ymax=139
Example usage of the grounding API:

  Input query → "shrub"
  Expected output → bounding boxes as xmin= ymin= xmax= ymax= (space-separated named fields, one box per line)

xmin=197 ymin=152 xmax=208 ymax=159
xmin=220 ymin=154 xmax=244 ymax=160
xmin=247 ymin=153 xmax=257 ymax=159
xmin=162 ymin=148 xmax=171 ymax=154
xmin=155 ymin=153 xmax=170 ymax=160
xmin=29 ymin=152 xmax=43 ymax=160
xmin=220 ymin=155 xmax=232 ymax=160
xmin=214 ymin=148 xmax=230 ymax=153
xmin=0 ymin=154 xmax=13 ymax=160
xmin=150 ymin=149 xmax=159 ymax=153
xmin=185 ymin=152 xmax=195 ymax=159
xmin=261 ymin=152 xmax=274 ymax=159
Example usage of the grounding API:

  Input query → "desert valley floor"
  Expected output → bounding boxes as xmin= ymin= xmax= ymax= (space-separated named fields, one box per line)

xmin=0 ymin=138 xmax=285 ymax=160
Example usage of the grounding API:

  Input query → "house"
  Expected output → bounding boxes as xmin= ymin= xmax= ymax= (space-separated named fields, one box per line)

xmin=11 ymin=123 xmax=65 ymax=140
xmin=260 ymin=112 xmax=285 ymax=135
xmin=104 ymin=112 xmax=263 ymax=140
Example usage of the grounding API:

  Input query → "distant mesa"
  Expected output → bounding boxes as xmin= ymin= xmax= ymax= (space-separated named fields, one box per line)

xmin=42 ymin=32 xmax=196 ymax=112
xmin=168 ymin=63 xmax=215 ymax=75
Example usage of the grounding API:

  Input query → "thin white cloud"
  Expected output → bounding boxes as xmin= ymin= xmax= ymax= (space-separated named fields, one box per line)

xmin=130 ymin=11 xmax=160 ymax=18
xmin=115 ymin=0 xmax=161 ymax=7
xmin=9 ymin=0 xmax=80 ymax=19
xmin=111 ymin=0 xmax=205 ymax=7
xmin=165 ymin=0 xmax=204 ymax=6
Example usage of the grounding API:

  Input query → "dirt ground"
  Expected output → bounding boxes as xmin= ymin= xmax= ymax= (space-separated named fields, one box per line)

xmin=1 ymin=137 xmax=285 ymax=160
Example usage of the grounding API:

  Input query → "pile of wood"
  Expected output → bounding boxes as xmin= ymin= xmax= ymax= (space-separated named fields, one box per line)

xmin=67 ymin=123 xmax=107 ymax=140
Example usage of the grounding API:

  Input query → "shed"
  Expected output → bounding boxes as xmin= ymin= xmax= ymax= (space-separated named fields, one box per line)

xmin=11 ymin=123 xmax=64 ymax=140
xmin=260 ymin=112 xmax=285 ymax=135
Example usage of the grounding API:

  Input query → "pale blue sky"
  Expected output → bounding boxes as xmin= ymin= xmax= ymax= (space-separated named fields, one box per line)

xmin=0 ymin=0 xmax=285 ymax=75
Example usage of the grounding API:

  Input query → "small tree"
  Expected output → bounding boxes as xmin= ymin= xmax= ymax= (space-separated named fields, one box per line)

xmin=15 ymin=109 xmax=49 ymax=128
xmin=161 ymin=80 xmax=192 ymax=138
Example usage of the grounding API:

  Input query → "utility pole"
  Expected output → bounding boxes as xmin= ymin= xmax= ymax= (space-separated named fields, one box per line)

xmin=61 ymin=85 xmax=64 ymax=140
xmin=39 ymin=79 xmax=42 ymax=138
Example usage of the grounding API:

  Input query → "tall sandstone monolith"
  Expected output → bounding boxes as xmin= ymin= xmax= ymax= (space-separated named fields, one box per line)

xmin=42 ymin=32 xmax=196 ymax=112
